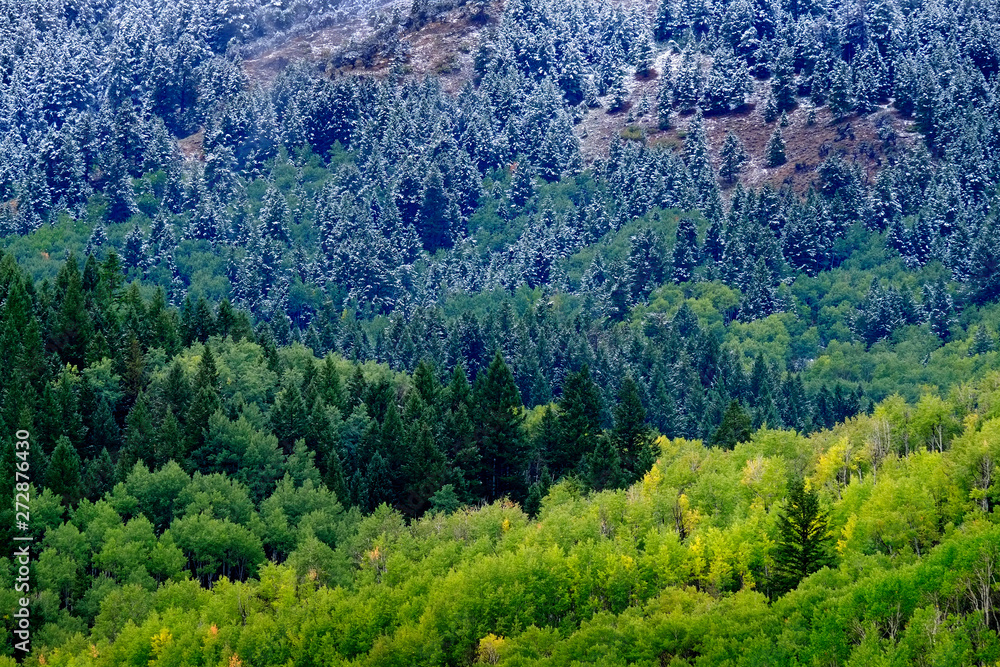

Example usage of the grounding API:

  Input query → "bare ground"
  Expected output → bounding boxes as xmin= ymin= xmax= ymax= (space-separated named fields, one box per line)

xmin=240 ymin=9 xmax=919 ymax=194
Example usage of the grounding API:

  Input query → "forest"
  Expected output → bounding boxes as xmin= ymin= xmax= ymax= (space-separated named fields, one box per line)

xmin=1 ymin=0 xmax=1000 ymax=663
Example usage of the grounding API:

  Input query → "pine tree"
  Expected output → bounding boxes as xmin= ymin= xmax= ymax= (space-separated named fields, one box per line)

xmin=657 ymin=73 xmax=674 ymax=129
xmin=738 ymin=258 xmax=779 ymax=321
xmin=401 ymin=419 xmax=447 ymax=515
xmin=583 ymin=434 xmax=623 ymax=491
xmin=555 ymin=365 xmax=604 ymax=476
xmin=719 ymin=131 xmax=748 ymax=184
xmin=475 ymin=351 xmax=526 ymax=501
xmin=922 ymin=280 xmax=956 ymax=341
xmin=634 ymin=32 xmax=656 ymax=78
xmin=53 ymin=254 xmax=92 ymax=368
xmin=654 ymin=0 xmax=682 ymax=41
xmin=612 ymin=375 xmax=651 ymax=480
xmin=828 ymin=60 xmax=853 ymax=119
xmin=671 ymin=216 xmax=699 ymax=283
xmin=122 ymin=223 xmax=148 ymax=274
xmin=83 ymin=447 xmax=116 ymax=500
xmin=772 ymin=477 xmax=834 ymax=596
xmin=185 ymin=346 xmax=221 ymax=456
xmin=766 ymin=127 xmax=787 ymax=167
xmin=970 ymin=325 xmax=995 ymax=356
xmin=287 ymin=438 xmax=322 ymax=487
xmin=711 ymin=400 xmax=752 ymax=449
xmin=155 ymin=409 xmax=184 ymax=467
xmin=624 ymin=228 xmax=668 ymax=304
xmin=119 ymin=392 xmax=154 ymax=478
xmin=46 ymin=435 xmax=83 ymax=507
xmin=608 ymin=76 xmax=629 ymax=113
xmin=270 ymin=383 xmax=309 ymax=453
xmin=259 ymin=184 xmax=291 ymax=244
xmin=771 ymin=47 xmax=797 ymax=112
xmin=417 ymin=165 xmax=454 ymax=253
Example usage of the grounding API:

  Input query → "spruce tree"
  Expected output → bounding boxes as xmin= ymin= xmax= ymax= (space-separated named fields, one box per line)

xmin=766 ymin=127 xmax=787 ymax=167
xmin=671 ymin=217 xmax=699 ymax=283
xmin=83 ymin=447 xmax=116 ymax=500
xmin=772 ymin=477 xmax=834 ymax=596
xmin=46 ymin=435 xmax=83 ymax=507
xmin=828 ymin=60 xmax=853 ymax=119
xmin=711 ymin=400 xmax=752 ymax=449
xmin=417 ymin=165 xmax=454 ymax=253
xmin=475 ymin=351 xmax=526 ymax=501
xmin=719 ymin=131 xmax=748 ymax=184
xmin=612 ymin=375 xmax=651 ymax=479
xmin=556 ymin=365 xmax=603 ymax=476
xmin=583 ymin=434 xmax=623 ymax=491
xmin=970 ymin=325 xmax=995 ymax=355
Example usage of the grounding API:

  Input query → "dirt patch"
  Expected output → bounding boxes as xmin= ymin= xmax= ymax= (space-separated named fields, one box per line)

xmin=344 ymin=7 xmax=493 ymax=93
xmin=577 ymin=48 xmax=913 ymax=194
xmin=178 ymin=130 xmax=205 ymax=163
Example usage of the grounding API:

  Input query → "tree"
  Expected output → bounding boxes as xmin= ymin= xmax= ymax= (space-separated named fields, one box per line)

xmin=556 ymin=365 xmax=603 ymax=476
xmin=772 ymin=48 xmax=797 ymax=112
xmin=772 ymin=477 xmax=834 ymax=596
xmin=828 ymin=60 xmax=853 ymax=119
xmin=475 ymin=351 xmax=526 ymax=501
xmin=612 ymin=375 xmax=651 ymax=480
xmin=417 ymin=165 xmax=454 ymax=253
xmin=46 ymin=436 xmax=83 ymax=507
xmin=583 ymin=434 xmax=623 ymax=491
xmin=711 ymin=400 xmax=752 ymax=449
xmin=259 ymin=184 xmax=291 ymax=244
xmin=83 ymin=447 xmax=116 ymax=500
xmin=765 ymin=127 xmax=786 ymax=167
xmin=671 ymin=217 xmax=699 ymax=283
xmin=52 ymin=254 xmax=92 ymax=368
xmin=970 ymin=325 xmax=995 ymax=355
xmin=719 ymin=131 xmax=748 ymax=184
xmin=922 ymin=280 xmax=955 ymax=341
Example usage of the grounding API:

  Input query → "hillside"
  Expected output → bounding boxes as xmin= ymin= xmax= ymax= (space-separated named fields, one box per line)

xmin=2 ymin=0 xmax=1000 ymax=664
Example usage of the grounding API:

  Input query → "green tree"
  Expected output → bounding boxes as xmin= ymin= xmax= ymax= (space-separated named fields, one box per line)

xmin=583 ymin=434 xmax=623 ymax=491
xmin=83 ymin=447 xmax=116 ymax=500
xmin=613 ymin=375 xmax=651 ymax=479
xmin=475 ymin=351 xmax=526 ymax=501
xmin=766 ymin=127 xmax=786 ymax=167
xmin=53 ymin=254 xmax=93 ymax=368
xmin=772 ymin=477 xmax=834 ymax=595
xmin=711 ymin=400 xmax=752 ymax=449
xmin=556 ymin=365 xmax=603 ymax=476
xmin=46 ymin=435 xmax=83 ymax=507
xmin=719 ymin=131 xmax=748 ymax=185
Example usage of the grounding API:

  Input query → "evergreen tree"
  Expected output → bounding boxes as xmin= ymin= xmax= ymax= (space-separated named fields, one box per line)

xmin=772 ymin=477 xmax=834 ymax=596
xmin=657 ymin=73 xmax=673 ymax=129
xmin=671 ymin=217 xmax=699 ymax=283
xmin=83 ymin=447 xmax=116 ymax=500
xmin=711 ymin=400 xmax=752 ymax=449
xmin=53 ymin=254 xmax=92 ymax=368
xmin=719 ymin=131 xmax=748 ymax=184
xmin=475 ymin=351 xmax=526 ymax=501
xmin=766 ymin=127 xmax=787 ymax=167
xmin=259 ymin=184 xmax=291 ymax=244
xmin=583 ymin=434 xmax=623 ymax=491
xmin=417 ymin=165 xmax=454 ymax=253
xmin=612 ymin=375 xmax=651 ymax=480
xmin=828 ymin=60 xmax=853 ymax=119
xmin=970 ymin=325 xmax=995 ymax=355
xmin=556 ymin=365 xmax=604 ymax=476
xmin=46 ymin=435 xmax=83 ymax=507
xmin=922 ymin=279 xmax=956 ymax=341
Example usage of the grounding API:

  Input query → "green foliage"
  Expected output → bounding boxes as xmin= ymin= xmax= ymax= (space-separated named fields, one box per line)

xmin=772 ymin=477 xmax=834 ymax=595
